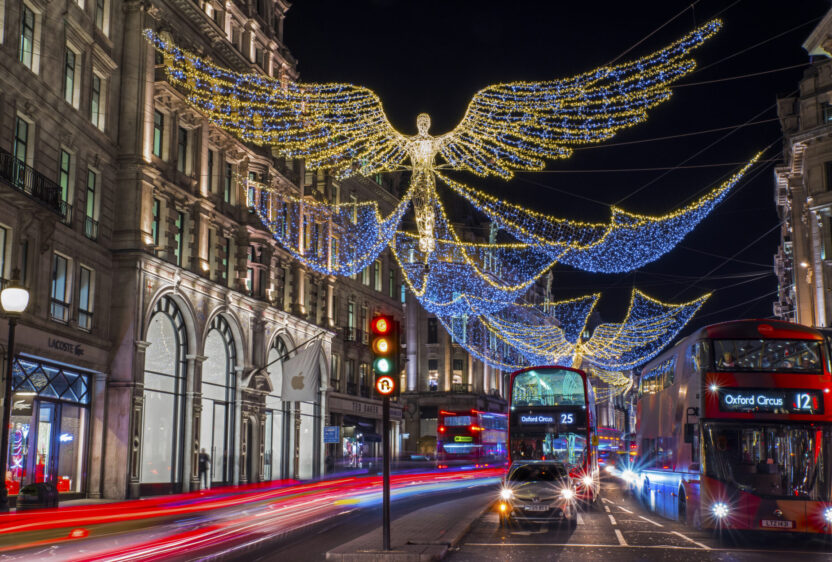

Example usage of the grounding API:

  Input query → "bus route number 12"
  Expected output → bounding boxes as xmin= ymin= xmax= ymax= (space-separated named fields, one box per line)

xmin=560 ymin=413 xmax=574 ymax=424
xmin=795 ymin=392 xmax=813 ymax=411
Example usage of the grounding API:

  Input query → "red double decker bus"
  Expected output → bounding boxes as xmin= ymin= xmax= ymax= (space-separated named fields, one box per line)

xmin=437 ymin=410 xmax=507 ymax=464
xmin=508 ymin=366 xmax=599 ymax=503
xmin=635 ymin=319 xmax=832 ymax=533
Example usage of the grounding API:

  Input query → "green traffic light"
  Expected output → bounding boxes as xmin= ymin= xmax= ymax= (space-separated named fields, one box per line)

xmin=374 ymin=357 xmax=392 ymax=374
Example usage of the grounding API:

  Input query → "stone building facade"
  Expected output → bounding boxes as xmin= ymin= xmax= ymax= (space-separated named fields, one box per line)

xmin=775 ymin=9 xmax=832 ymax=327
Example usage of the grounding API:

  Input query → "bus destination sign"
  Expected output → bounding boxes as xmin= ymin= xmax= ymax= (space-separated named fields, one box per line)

xmin=513 ymin=410 xmax=587 ymax=427
xmin=718 ymin=388 xmax=824 ymax=414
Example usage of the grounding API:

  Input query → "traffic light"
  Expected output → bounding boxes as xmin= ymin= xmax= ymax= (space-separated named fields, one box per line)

xmin=370 ymin=314 xmax=398 ymax=377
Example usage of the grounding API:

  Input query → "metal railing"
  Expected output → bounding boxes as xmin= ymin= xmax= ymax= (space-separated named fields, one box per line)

xmin=84 ymin=217 xmax=99 ymax=241
xmin=360 ymin=385 xmax=370 ymax=398
xmin=0 ymin=147 xmax=63 ymax=216
xmin=451 ymin=383 xmax=473 ymax=393
xmin=346 ymin=382 xmax=357 ymax=395
xmin=342 ymin=327 xmax=368 ymax=344
xmin=59 ymin=202 xmax=72 ymax=225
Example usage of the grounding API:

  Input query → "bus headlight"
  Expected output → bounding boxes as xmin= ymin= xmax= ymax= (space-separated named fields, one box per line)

xmin=824 ymin=507 xmax=832 ymax=524
xmin=712 ymin=502 xmax=729 ymax=519
xmin=560 ymin=487 xmax=575 ymax=500
xmin=582 ymin=475 xmax=594 ymax=487
xmin=500 ymin=488 xmax=513 ymax=501
xmin=605 ymin=465 xmax=615 ymax=473
xmin=622 ymin=470 xmax=636 ymax=483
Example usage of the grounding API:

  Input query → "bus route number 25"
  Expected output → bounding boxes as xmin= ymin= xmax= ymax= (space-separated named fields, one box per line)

xmin=560 ymin=413 xmax=574 ymax=424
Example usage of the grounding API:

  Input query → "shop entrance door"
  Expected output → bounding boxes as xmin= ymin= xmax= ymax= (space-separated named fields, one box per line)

xmin=32 ymin=402 xmax=57 ymax=484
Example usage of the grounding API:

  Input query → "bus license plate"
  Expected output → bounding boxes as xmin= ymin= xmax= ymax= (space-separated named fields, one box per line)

xmin=760 ymin=519 xmax=794 ymax=529
xmin=524 ymin=505 xmax=549 ymax=512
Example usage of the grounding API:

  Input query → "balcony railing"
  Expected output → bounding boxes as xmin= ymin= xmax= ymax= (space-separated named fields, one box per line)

xmin=342 ymin=327 xmax=368 ymax=344
xmin=451 ymin=383 xmax=473 ymax=393
xmin=330 ymin=378 xmax=340 ymax=392
xmin=59 ymin=202 xmax=72 ymax=225
xmin=84 ymin=217 xmax=99 ymax=241
xmin=0 ymin=147 xmax=63 ymax=216
xmin=346 ymin=382 xmax=357 ymax=395
xmin=360 ymin=385 xmax=370 ymax=398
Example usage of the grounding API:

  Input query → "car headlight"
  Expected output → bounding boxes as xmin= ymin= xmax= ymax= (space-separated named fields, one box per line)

xmin=605 ymin=465 xmax=615 ymax=473
xmin=823 ymin=507 xmax=832 ymax=524
xmin=500 ymin=488 xmax=513 ymax=500
xmin=712 ymin=502 xmax=729 ymax=519
xmin=622 ymin=469 xmax=636 ymax=483
xmin=582 ymin=475 xmax=594 ymax=487
xmin=560 ymin=487 xmax=575 ymax=500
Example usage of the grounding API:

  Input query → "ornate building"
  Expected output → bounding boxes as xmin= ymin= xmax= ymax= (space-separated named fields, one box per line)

xmin=775 ymin=9 xmax=832 ymax=326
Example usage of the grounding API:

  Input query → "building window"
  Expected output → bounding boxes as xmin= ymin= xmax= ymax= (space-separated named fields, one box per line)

xmin=347 ymin=301 xmax=355 ymax=329
xmin=78 ymin=265 xmax=94 ymax=330
xmin=63 ymin=47 xmax=79 ymax=107
xmin=84 ymin=169 xmax=98 ymax=240
xmin=151 ymin=198 xmax=160 ymax=246
xmin=373 ymin=260 xmax=382 ymax=292
xmin=427 ymin=318 xmax=438 ymax=344
xmin=452 ymin=359 xmax=464 ymax=385
xmin=19 ymin=5 xmax=36 ymax=71
xmin=94 ymin=0 xmax=108 ymax=34
xmin=360 ymin=305 xmax=368 ymax=344
xmin=177 ymin=126 xmax=188 ymax=173
xmin=361 ymin=264 xmax=370 ymax=286
xmin=152 ymin=110 xmax=164 ymax=158
xmin=350 ymin=194 xmax=358 ymax=224
xmin=90 ymin=73 xmax=105 ymax=130
xmin=246 ymin=267 xmax=254 ymax=294
xmin=223 ymin=162 xmax=232 ymax=203
xmin=50 ymin=253 xmax=71 ymax=322
xmin=223 ymin=236 xmax=232 ymax=286
xmin=0 ymin=225 xmax=9 ymax=281
xmin=174 ymin=212 xmax=185 ymax=266
xmin=330 ymin=237 xmax=339 ymax=268
xmin=330 ymin=353 xmax=341 ymax=391
xmin=388 ymin=269 xmax=395 ymax=299
xmin=208 ymin=149 xmax=216 ymax=192
xmin=58 ymin=150 xmax=73 ymax=216
xmin=826 ymin=161 xmax=832 ymax=192
xmin=346 ymin=360 xmax=356 ymax=394
xmin=359 ymin=363 xmax=370 ymax=397
xmin=428 ymin=358 xmax=439 ymax=391
xmin=13 ymin=116 xmax=29 ymax=165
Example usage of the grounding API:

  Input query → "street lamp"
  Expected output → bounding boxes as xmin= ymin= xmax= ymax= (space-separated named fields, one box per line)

xmin=0 ymin=272 xmax=30 ymax=512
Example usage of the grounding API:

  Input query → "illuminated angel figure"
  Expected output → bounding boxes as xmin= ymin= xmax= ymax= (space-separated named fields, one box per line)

xmin=147 ymin=20 xmax=722 ymax=256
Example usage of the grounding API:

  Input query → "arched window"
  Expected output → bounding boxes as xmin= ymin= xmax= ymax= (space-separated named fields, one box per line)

xmin=201 ymin=315 xmax=237 ymax=485
xmin=142 ymin=296 xmax=187 ymax=489
xmin=264 ymin=336 xmax=290 ymax=480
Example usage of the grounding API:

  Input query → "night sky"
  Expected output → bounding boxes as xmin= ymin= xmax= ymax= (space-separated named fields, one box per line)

xmin=285 ymin=0 xmax=832 ymax=335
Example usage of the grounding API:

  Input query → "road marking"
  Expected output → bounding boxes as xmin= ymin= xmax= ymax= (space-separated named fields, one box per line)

xmin=464 ymin=543 xmax=826 ymax=554
xmin=617 ymin=506 xmax=633 ymax=514
xmin=604 ymin=505 xmax=611 ymax=513
xmin=577 ymin=513 xmax=585 ymax=525
xmin=608 ymin=514 xmax=617 ymax=525
xmin=671 ymin=530 xmax=711 ymax=550
xmin=614 ymin=529 xmax=627 ymax=546
xmin=638 ymin=515 xmax=663 ymax=527
xmin=602 ymin=497 xmax=614 ymax=505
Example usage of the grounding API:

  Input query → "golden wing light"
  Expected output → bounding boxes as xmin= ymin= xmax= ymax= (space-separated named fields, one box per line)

xmin=145 ymin=30 xmax=408 ymax=179
xmin=439 ymin=20 xmax=722 ymax=178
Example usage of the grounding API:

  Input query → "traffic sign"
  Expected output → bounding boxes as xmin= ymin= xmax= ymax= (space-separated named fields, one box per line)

xmin=375 ymin=375 xmax=395 ymax=396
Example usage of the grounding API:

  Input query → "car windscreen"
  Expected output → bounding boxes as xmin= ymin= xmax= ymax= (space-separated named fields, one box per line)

xmin=508 ymin=464 xmax=567 ymax=481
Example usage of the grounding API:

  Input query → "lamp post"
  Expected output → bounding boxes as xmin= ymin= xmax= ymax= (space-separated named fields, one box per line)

xmin=0 ymin=272 xmax=30 ymax=512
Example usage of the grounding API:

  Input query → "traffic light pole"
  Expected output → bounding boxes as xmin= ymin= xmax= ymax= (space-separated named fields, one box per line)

xmin=382 ymin=393 xmax=391 ymax=550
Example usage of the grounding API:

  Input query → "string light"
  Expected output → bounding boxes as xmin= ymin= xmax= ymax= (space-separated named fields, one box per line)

xmin=437 ymin=290 xmax=709 ymax=372
xmin=146 ymin=21 xmax=721 ymax=256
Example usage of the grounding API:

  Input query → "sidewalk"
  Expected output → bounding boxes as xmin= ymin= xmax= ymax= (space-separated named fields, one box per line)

xmin=326 ymin=489 xmax=494 ymax=562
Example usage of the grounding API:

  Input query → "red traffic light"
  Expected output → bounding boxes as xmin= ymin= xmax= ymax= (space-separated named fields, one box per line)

xmin=371 ymin=316 xmax=391 ymax=335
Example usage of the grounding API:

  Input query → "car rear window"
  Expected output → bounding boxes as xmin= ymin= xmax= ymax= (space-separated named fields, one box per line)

xmin=508 ymin=465 xmax=566 ymax=481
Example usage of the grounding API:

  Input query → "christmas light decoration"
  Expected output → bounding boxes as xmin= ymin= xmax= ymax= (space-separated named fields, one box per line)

xmin=437 ymin=153 xmax=760 ymax=273
xmin=438 ymin=289 xmax=709 ymax=372
xmin=146 ymin=21 xmax=721 ymax=257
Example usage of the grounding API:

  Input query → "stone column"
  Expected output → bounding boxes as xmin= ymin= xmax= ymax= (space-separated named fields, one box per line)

xmin=405 ymin=292 xmax=418 ymax=391
xmin=190 ymin=201 xmax=211 ymax=274
xmin=183 ymin=354 xmax=207 ymax=493
xmin=233 ymin=365 xmax=245 ymax=484
xmin=87 ymin=372 xmax=108 ymax=498
xmin=325 ymin=276 xmax=336 ymax=329
xmin=198 ymin=123 xmax=210 ymax=196
xmin=291 ymin=263 xmax=307 ymax=317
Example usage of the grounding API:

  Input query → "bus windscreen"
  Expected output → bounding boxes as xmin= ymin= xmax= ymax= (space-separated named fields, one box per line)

xmin=713 ymin=339 xmax=822 ymax=373
xmin=512 ymin=369 xmax=585 ymax=406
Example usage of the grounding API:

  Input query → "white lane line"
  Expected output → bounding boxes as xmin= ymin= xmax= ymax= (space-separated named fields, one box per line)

xmin=614 ymin=529 xmax=627 ymax=546
xmin=608 ymin=514 xmax=617 ymax=525
xmin=604 ymin=505 xmax=611 ymax=513
xmin=671 ymin=530 xmax=711 ymax=550
xmin=638 ymin=515 xmax=663 ymax=527
xmin=602 ymin=497 xmax=614 ymax=504
xmin=617 ymin=506 xmax=633 ymax=514
xmin=577 ymin=513 xmax=585 ymax=525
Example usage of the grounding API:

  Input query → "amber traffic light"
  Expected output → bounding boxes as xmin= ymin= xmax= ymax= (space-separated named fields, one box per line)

xmin=371 ymin=314 xmax=398 ymax=376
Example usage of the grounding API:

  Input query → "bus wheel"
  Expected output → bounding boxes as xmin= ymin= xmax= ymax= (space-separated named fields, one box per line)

xmin=678 ymin=488 xmax=687 ymax=524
